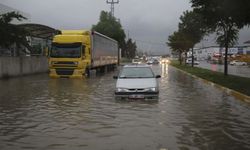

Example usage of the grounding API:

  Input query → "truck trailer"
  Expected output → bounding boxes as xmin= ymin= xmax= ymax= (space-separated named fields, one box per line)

xmin=49 ymin=30 xmax=118 ymax=78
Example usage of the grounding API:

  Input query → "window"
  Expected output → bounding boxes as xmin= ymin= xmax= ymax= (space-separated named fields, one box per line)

xmin=50 ymin=43 xmax=82 ymax=58
xmin=119 ymin=67 xmax=154 ymax=78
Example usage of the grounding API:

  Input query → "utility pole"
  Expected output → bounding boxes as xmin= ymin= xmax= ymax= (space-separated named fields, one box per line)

xmin=106 ymin=0 xmax=119 ymax=17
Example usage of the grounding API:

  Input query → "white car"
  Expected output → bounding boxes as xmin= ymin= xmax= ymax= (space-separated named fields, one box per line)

xmin=132 ymin=59 xmax=141 ymax=64
xmin=230 ymin=60 xmax=247 ymax=66
xmin=147 ymin=59 xmax=159 ymax=65
xmin=146 ymin=59 xmax=154 ymax=64
xmin=186 ymin=59 xmax=199 ymax=65
xmin=161 ymin=58 xmax=169 ymax=64
xmin=113 ymin=65 xmax=161 ymax=100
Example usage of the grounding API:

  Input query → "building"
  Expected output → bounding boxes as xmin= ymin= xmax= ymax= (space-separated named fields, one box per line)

xmin=0 ymin=3 xmax=58 ymax=56
xmin=188 ymin=46 xmax=250 ymax=61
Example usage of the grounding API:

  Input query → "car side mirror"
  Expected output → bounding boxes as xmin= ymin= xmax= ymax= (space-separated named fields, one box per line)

xmin=113 ymin=76 xmax=118 ymax=79
xmin=155 ymin=75 xmax=161 ymax=78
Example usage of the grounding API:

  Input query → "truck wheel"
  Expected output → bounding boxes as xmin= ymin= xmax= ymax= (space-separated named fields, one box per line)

xmin=85 ymin=68 xmax=90 ymax=77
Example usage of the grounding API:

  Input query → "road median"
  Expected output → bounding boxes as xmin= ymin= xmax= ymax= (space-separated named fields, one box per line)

xmin=170 ymin=60 xmax=250 ymax=103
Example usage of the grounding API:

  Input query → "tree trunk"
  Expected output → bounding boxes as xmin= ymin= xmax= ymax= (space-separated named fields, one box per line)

xmin=191 ymin=47 xmax=194 ymax=67
xmin=224 ymin=44 xmax=228 ymax=76
xmin=224 ymin=31 xmax=229 ymax=76
xmin=184 ymin=51 xmax=187 ymax=65
xmin=179 ymin=51 xmax=182 ymax=65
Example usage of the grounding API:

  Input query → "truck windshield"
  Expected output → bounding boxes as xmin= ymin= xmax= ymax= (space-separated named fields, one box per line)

xmin=50 ymin=43 xmax=82 ymax=58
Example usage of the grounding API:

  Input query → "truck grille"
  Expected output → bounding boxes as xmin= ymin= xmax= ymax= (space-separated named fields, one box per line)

xmin=56 ymin=69 xmax=74 ymax=75
xmin=54 ymin=61 xmax=75 ymax=65
xmin=52 ymin=62 xmax=77 ymax=67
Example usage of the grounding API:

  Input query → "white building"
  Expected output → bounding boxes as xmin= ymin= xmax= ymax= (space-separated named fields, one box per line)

xmin=189 ymin=46 xmax=250 ymax=61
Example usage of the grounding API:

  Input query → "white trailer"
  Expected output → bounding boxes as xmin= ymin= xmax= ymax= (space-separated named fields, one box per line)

xmin=91 ymin=31 xmax=118 ymax=68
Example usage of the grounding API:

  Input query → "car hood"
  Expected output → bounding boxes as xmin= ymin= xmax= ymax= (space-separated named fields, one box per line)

xmin=116 ymin=78 xmax=157 ymax=89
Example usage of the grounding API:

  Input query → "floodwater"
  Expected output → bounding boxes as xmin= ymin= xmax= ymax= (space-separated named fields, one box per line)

xmin=0 ymin=64 xmax=250 ymax=150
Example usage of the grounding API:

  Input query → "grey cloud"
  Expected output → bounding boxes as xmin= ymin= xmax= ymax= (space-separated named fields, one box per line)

xmin=10 ymin=0 xmax=250 ymax=55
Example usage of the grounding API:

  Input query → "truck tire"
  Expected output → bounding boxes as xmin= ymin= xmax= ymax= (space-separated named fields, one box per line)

xmin=85 ymin=68 xmax=90 ymax=77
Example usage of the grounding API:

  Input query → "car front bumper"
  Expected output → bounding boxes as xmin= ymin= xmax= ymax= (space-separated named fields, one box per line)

xmin=115 ymin=92 xmax=159 ymax=100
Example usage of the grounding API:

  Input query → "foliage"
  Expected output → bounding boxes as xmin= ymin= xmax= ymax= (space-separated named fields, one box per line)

xmin=168 ymin=11 xmax=206 ymax=65
xmin=190 ymin=0 xmax=250 ymax=26
xmin=0 ymin=11 xmax=28 ymax=49
xmin=167 ymin=31 xmax=191 ymax=52
xmin=92 ymin=11 xmax=126 ymax=49
xmin=178 ymin=10 xmax=207 ymax=66
xmin=123 ymin=38 xmax=137 ymax=58
xmin=92 ymin=11 xmax=138 ymax=58
xmin=215 ymin=23 xmax=239 ymax=47
xmin=190 ymin=0 xmax=250 ymax=75
xmin=167 ymin=31 xmax=192 ymax=64
xmin=178 ymin=10 xmax=206 ymax=48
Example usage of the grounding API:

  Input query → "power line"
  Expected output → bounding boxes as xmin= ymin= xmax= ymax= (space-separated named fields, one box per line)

xmin=106 ymin=0 xmax=119 ymax=17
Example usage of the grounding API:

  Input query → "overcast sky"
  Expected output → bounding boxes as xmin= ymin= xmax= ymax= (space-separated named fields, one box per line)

xmin=1 ymin=0 xmax=250 ymax=55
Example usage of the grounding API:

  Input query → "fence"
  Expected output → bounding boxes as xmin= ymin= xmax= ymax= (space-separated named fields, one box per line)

xmin=0 ymin=56 xmax=48 ymax=78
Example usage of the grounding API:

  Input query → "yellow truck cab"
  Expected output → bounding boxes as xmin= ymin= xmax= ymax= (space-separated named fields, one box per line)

xmin=49 ymin=30 xmax=118 ymax=78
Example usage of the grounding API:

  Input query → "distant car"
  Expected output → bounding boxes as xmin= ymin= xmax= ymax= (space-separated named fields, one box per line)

xmin=153 ymin=59 xmax=159 ymax=64
xmin=113 ymin=65 xmax=161 ymax=100
xmin=132 ymin=59 xmax=141 ymax=64
xmin=186 ymin=59 xmax=199 ymax=65
xmin=161 ymin=58 xmax=169 ymax=64
xmin=146 ymin=59 xmax=154 ymax=64
xmin=230 ymin=60 xmax=247 ymax=66
xmin=147 ymin=59 xmax=159 ymax=65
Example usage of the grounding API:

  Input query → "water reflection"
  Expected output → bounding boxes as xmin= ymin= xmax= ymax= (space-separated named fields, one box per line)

xmin=161 ymin=63 xmax=169 ymax=78
xmin=0 ymin=67 xmax=250 ymax=150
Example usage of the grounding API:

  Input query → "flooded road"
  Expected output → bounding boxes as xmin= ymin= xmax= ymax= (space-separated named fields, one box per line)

xmin=1 ymin=64 xmax=250 ymax=150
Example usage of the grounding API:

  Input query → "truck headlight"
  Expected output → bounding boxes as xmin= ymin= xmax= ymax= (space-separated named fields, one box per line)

xmin=73 ymin=62 xmax=78 ymax=65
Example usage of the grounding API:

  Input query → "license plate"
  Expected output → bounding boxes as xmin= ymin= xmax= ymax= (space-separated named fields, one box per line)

xmin=129 ymin=95 xmax=144 ymax=99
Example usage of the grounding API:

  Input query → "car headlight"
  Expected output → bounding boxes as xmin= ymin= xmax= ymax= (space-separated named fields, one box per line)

xmin=116 ymin=88 xmax=127 ymax=92
xmin=148 ymin=87 xmax=157 ymax=92
xmin=150 ymin=87 xmax=156 ymax=92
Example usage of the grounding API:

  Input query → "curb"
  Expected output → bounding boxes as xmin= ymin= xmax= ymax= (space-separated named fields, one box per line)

xmin=171 ymin=66 xmax=250 ymax=103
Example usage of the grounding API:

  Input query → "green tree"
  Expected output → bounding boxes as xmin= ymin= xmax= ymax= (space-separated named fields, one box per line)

xmin=92 ymin=11 xmax=126 ymax=56
xmin=167 ymin=31 xmax=192 ymax=65
xmin=0 ymin=11 xmax=29 ymax=55
xmin=190 ymin=0 xmax=250 ymax=75
xmin=124 ymin=38 xmax=137 ymax=58
xmin=178 ymin=10 xmax=206 ymax=67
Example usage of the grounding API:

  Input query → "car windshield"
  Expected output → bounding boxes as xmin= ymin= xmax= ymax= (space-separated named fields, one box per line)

xmin=119 ymin=67 xmax=154 ymax=78
xmin=50 ymin=43 xmax=82 ymax=58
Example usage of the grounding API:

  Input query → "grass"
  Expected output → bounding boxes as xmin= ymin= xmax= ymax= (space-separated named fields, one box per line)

xmin=170 ymin=60 xmax=250 ymax=96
